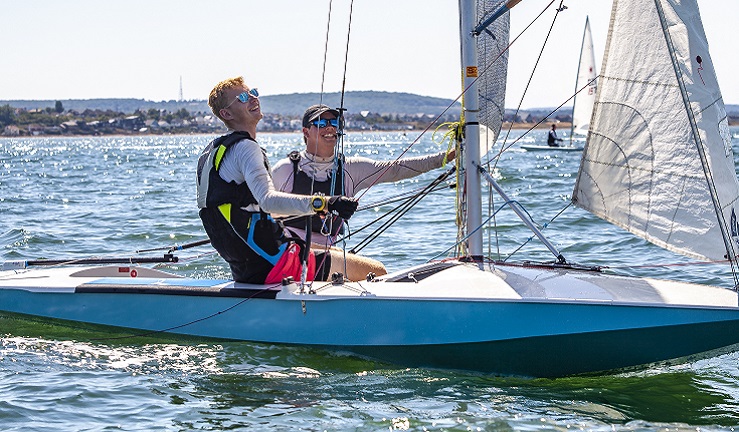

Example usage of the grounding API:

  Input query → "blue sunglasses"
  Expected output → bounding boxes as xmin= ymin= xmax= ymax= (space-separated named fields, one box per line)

xmin=311 ymin=118 xmax=340 ymax=128
xmin=224 ymin=88 xmax=259 ymax=109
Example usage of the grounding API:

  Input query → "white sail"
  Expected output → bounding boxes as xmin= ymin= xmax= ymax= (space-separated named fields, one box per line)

xmin=573 ymin=0 xmax=739 ymax=262
xmin=570 ymin=16 xmax=597 ymax=139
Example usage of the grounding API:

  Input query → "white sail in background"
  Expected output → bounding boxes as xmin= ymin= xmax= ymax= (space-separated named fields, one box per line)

xmin=570 ymin=17 xmax=597 ymax=139
xmin=572 ymin=0 xmax=739 ymax=262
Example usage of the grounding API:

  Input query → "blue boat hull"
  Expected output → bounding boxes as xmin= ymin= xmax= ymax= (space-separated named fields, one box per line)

xmin=3 ymin=286 xmax=739 ymax=377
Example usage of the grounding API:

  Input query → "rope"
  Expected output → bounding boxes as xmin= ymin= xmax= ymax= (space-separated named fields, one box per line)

xmin=309 ymin=0 xmax=561 ymax=255
xmin=428 ymin=198 xmax=512 ymax=262
xmin=89 ymin=285 xmax=279 ymax=341
xmin=455 ymin=0 xmax=559 ymax=257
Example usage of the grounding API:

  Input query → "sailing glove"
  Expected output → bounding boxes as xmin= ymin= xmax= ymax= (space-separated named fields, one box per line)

xmin=328 ymin=196 xmax=358 ymax=220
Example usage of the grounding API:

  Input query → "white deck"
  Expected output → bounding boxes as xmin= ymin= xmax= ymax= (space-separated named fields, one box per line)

xmin=1 ymin=261 xmax=737 ymax=309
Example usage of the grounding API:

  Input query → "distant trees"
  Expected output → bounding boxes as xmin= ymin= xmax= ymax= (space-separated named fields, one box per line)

xmin=174 ymin=108 xmax=190 ymax=119
xmin=55 ymin=101 xmax=64 ymax=113
xmin=0 ymin=105 xmax=14 ymax=127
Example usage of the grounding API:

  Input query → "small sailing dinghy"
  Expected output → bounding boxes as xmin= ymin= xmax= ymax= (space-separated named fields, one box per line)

xmin=521 ymin=17 xmax=597 ymax=153
xmin=2 ymin=0 xmax=739 ymax=377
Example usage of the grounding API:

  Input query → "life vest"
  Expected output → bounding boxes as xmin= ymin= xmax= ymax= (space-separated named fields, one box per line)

xmin=197 ymin=131 xmax=261 ymax=210
xmin=197 ymin=133 xmax=315 ymax=283
xmin=283 ymin=150 xmax=345 ymax=238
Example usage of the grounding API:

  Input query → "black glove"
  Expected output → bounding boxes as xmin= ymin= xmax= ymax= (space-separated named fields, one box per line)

xmin=328 ymin=196 xmax=358 ymax=220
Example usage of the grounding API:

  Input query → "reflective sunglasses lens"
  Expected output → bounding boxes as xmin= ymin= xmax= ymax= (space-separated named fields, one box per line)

xmin=312 ymin=118 xmax=339 ymax=128
xmin=237 ymin=89 xmax=259 ymax=103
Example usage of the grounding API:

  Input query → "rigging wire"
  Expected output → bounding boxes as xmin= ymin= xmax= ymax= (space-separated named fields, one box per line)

xmin=355 ymin=1 xmax=558 ymax=203
xmin=319 ymin=0 xmax=334 ymax=104
xmin=303 ymin=0 xmax=569 ymax=257
xmin=340 ymin=0 xmax=559 ymax=255
xmin=652 ymin=0 xmax=739 ymax=288
xmin=465 ymin=0 xmax=561 ymax=259
xmin=483 ymin=75 xmax=597 ymax=165
xmin=333 ymin=0 xmax=355 ymax=277
xmin=501 ymin=201 xmax=572 ymax=262
xmin=345 ymin=167 xmax=455 ymax=254
xmin=496 ymin=0 xmax=566 ymax=170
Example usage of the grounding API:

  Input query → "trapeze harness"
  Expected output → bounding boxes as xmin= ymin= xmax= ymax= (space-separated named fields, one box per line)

xmin=196 ymin=132 xmax=316 ymax=284
xmin=282 ymin=150 xmax=345 ymax=239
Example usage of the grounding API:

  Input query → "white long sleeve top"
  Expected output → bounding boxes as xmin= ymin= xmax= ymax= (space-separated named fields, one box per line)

xmin=215 ymin=137 xmax=315 ymax=215
xmin=271 ymin=150 xmax=448 ymax=197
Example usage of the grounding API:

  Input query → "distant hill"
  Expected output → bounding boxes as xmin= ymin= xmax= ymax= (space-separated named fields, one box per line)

xmin=4 ymin=94 xmax=737 ymax=121
xmin=0 ymin=91 xmax=462 ymax=116
xmin=259 ymin=92 xmax=462 ymax=116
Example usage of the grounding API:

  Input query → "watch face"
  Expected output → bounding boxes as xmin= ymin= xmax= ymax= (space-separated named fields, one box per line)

xmin=313 ymin=198 xmax=324 ymax=210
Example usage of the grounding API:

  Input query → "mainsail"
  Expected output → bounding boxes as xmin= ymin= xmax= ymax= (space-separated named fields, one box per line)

xmin=476 ymin=0 xmax=510 ymax=143
xmin=570 ymin=16 xmax=597 ymax=139
xmin=573 ymin=0 xmax=739 ymax=262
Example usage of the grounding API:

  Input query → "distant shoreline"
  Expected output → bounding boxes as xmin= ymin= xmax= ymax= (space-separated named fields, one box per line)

xmin=6 ymin=120 xmax=739 ymax=139
xmin=0 ymin=122 xmax=556 ymax=139
xmin=0 ymin=122 xmax=570 ymax=139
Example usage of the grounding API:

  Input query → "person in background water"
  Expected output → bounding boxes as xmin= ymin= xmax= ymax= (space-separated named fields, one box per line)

xmin=271 ymin=104 xmax=455 ymax=247
xmin=196 ymin=77 xmax=382 ymax=283
xmin=547 ymin=124 xmax=563 ymax=147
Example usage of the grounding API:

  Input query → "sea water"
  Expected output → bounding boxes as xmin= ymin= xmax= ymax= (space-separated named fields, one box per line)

xmin=1 ymin=130 xmax=739 ymax=430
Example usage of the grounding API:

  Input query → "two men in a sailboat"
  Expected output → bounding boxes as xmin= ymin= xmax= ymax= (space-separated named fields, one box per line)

xmin=271 ymin=104 xmax=456 ymax=248
xmin=197 ymin=77 xmax=384 ymax=284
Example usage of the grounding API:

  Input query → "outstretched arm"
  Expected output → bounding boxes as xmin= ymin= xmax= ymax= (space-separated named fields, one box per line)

xmin=348 ymin=151 xmax=451 ymax=193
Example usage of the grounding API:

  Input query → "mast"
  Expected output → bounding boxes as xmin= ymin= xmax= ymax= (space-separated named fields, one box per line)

xmin=460 ymin=0 xmax=484 ymax=258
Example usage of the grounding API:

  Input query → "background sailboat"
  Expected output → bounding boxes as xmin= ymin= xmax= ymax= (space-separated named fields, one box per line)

xmin=521 ymin=18 xmax=596 ymax=152
xmin=569 ymin=16 xmax=597 ymax=142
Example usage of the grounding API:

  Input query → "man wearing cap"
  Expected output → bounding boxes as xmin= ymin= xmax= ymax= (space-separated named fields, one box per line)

xmin=271 ymin=104 xmax=455 ymax=247
xmin=197 ymin=78 xmax=383 ymax=283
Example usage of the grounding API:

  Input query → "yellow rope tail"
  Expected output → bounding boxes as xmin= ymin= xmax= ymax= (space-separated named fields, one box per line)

xmin=431 ymin=121 xmax=462 ymax=166
xmin=431 ymin=120 xmax=466 ymax=257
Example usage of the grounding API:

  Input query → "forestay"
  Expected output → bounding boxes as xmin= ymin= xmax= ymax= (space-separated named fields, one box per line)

xmin=573 ymin=0 xmax=739 ymax=262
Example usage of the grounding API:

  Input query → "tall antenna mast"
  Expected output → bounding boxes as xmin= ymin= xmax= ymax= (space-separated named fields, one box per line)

xmin=178 ymin=76 xmax=184 ymax=102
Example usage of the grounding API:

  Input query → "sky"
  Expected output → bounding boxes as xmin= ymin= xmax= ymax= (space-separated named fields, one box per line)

xmin=2 ymin=0 xmax=737 ymax=108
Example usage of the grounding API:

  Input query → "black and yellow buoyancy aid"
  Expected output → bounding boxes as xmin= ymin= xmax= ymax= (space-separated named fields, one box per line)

xmin=197 ymin=132 xmax=289 ymax=270
xmin=197 ymin=131 xmax=261 ymax=210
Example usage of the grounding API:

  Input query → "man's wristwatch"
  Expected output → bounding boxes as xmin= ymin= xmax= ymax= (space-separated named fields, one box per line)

xmin=311 ymin=195 xmax=327 ymax=213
